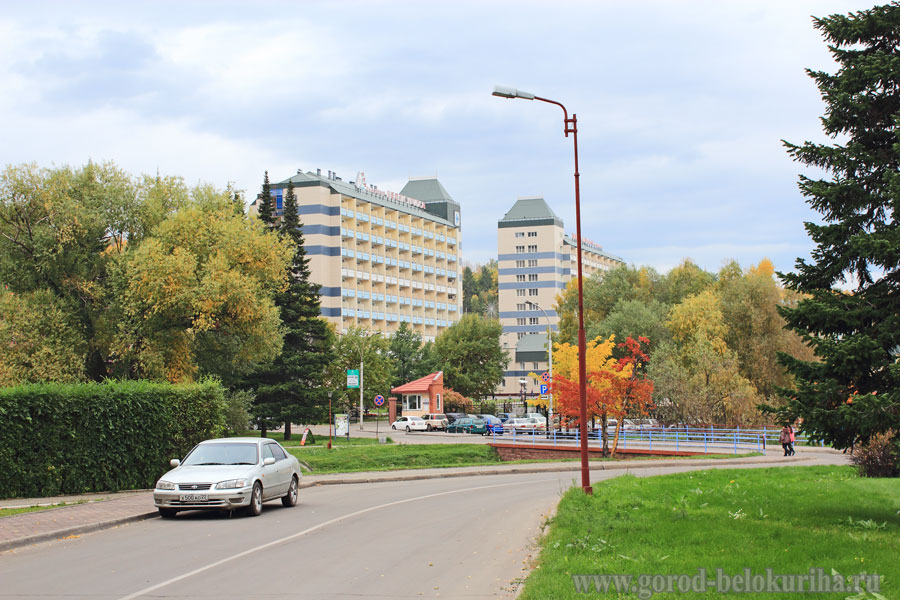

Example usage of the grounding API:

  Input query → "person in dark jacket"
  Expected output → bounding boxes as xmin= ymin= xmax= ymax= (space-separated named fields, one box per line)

xmin=780 ymin=426 xmax=792 ymax=456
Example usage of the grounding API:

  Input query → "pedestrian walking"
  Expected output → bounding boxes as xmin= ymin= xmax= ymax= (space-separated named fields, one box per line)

xmin=780 ymin=425 xmax=792 ymax=456
xmin=788 ymin=425 xmax=796 ymax=456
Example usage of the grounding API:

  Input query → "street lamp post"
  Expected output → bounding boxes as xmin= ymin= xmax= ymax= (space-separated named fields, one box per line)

xmin=526 ymin=301 xmax=553 ymax=437
xmin=493 ymin=84 xmax=592 ymax=494
xmin=327 ymin=390 xmax=333 ymax=450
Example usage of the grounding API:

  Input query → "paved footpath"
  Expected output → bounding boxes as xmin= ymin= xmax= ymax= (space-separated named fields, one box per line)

xmin=0 ymin=448 xmax=846 ymax=553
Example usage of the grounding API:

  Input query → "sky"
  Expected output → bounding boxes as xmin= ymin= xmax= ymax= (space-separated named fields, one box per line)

xmin=0 ymin=0 xmax=877 ymax=275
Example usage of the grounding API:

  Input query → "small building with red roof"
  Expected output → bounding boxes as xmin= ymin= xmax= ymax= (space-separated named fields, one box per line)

xmin=390 ymin=371 xmax=444 ymax=417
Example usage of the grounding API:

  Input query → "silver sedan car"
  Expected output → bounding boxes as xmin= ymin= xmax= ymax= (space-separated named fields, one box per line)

xmin=153 ymin=437 xmax=302 ymax=518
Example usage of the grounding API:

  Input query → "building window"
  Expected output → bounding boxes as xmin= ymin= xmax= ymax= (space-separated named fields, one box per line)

xmin=436 ymin=394 xmax=441 ymax=410
xmin=517 ymin=332 xmax=526 ymax=339
xmin=516 ymin=289 xmax=526 ymax=297
xmin=527 ymin=245 xmax=538 ymax=252
xmin=528 ymin=259 xmax=538 ymax=267
xmin=516 ymin=274 xmax=525 ymax=282
xmin=517 ymin=303 xmax=526 ymax=310
xmin=528 ymin=274 xmax=538 ymax=281
xmin=514 ymin=232 xmax=525 ymax=238
xmin=517 ymin=318 xmax=526 ymax=325
xmin=403 ymin=395 xmax=421 ymax=410
xmin=529 ymin=317 xmax=540 ymax=325
xmin=529 ymin=288 xmax=539 ymax=296
xmin=516 ymin=260 xmax=525 ymax=268
xmin=516 ymin=245 xmax=525 ymax=253
xmin=528 ymin=231 xmax=537 ymax=237
xmin=533 ymin=362 xmax=540 ymax=369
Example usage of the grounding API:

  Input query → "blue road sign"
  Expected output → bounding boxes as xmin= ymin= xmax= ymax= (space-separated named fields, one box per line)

xmin=374 ymin=394 xmax=385 ymax=406
xmin=540 ymin=384 xmax=549 ymax=395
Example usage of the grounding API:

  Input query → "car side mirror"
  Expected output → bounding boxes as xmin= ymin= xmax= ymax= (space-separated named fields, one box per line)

xmin=264 ymin=457 xmax=276 ymax=466
xmin=170 ymin=459 xmax=180 ymax=467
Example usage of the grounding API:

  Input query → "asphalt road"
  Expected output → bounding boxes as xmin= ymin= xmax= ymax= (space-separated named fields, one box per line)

xmin=0 ymin=456 xmax=845 ymax=600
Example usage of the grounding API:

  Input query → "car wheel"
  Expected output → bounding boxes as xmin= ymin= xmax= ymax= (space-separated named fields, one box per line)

xmin=426 ymin=424 xmax=433 ymax=431
xmin=406 ymin=426 xmax=411 ymax=432
xmin=282 ymin=476 xmax=299 ymax=507
xmin=158 ymin=508 xmax=177 ymax=519
xmin=246 ymin=482 xmax=263 ymax=517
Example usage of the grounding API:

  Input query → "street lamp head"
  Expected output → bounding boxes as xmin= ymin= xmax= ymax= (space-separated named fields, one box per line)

xmin=492 ymin=85 xmax=535 ymax=100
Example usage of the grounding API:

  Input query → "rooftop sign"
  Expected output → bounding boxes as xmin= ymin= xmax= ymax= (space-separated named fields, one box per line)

xmin=355 ymin=171 xmax=426 ymax=210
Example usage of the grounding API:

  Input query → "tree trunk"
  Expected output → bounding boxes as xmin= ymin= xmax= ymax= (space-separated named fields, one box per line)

xmin=284 ymin=421 xmax=292 ymax=441
xmin=601 ymin=412 xmax=609 ymax=456
xmin=610 ymin=421 xmax=622 ymax=458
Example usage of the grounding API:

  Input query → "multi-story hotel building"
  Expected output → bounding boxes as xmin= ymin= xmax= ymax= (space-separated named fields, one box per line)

xmin=497 ymin=196 xmax=624 ymax=395
xmin=254 ymin=169 xmax=462 ymax=341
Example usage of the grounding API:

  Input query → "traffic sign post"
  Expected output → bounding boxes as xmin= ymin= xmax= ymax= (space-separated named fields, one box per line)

xmin=374 ymin=395 xmax=385 ymax=437
xmin=347 ymin=369 xmax=360 ymax=388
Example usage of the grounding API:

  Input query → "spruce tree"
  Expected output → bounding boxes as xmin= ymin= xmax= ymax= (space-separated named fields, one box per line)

xmin=250 ymin=181 xmax=333 ymax=439
xmin=256 ymin=170 xmax=274 ymax=225
xmin=769 ymin=3 xmax=900 ymax=450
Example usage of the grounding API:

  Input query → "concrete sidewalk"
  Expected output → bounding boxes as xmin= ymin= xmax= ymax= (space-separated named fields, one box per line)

xmin=0 ymin=451 xmax=842 ymax=553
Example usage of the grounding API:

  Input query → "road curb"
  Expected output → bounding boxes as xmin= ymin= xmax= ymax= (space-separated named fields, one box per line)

xmin=0 ymin=510 xmax=159 ymax=553
xmin=298 ymin=455 xmax=813 ymax=488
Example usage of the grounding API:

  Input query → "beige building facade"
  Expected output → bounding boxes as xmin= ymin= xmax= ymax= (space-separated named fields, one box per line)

xmin=254 ymin=169 xmax=462 ymax=341
xmin=497 ymin=197 xmax=624 ymax=395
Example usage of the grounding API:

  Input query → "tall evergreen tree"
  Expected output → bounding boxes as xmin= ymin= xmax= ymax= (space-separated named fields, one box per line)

xmin=767 ymin=3 xmax=900 ymax=450
xmin=248 ymin=181 xmax=334 ymax=438
xmin=256 ymin=170 xmax=274 ymax=225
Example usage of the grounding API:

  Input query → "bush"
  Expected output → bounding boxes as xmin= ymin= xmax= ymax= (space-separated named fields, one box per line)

xmin=850 ymin=431 xmax=900 ymax=478
xmin=0 ymin=379 xmax=225 ymax=498
xmin=224 ymin=389 xmax=254 ymax=436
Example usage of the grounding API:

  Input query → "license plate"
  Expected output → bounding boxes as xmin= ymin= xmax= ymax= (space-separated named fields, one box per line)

xmin=179 ymin=493 xmax=208 ymax=502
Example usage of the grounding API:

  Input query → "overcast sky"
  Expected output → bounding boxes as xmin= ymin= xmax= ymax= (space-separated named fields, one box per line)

xmin=0 ymin=0 xmax=875 ymax=274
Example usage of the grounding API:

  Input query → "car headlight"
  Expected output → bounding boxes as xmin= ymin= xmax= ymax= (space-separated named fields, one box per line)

xmin=217 ymin=479 xmax=248 ymax=490
xmin=156 ymin=480 xmax=176 ymax=491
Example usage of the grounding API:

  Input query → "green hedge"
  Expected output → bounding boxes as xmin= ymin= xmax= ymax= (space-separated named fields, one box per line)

xmin=0 ymin=379 xmax=225 ymax=498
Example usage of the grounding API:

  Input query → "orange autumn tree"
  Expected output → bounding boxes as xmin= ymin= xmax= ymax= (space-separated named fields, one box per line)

xmin=597 ymin=336 xmax=655 ymax=457
xmin=552 ymin=335 xmax=653 ymax=455
xmin=552 ymin=335 xmax=627 ymax=453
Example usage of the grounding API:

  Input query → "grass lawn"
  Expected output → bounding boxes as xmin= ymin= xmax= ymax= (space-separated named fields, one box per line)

xmin=237 ymin=431 xmax=392 ymax=447
xmin=521 ymin=466 xmax=898 ymax=599
xmin=0 ymin=501 xmax=86 ymax=517
xmin=287 ymin=443 xmax=504 ymax=474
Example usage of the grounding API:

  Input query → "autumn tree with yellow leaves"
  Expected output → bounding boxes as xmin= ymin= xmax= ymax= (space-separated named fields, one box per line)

xmin=0 ymin=161 xmax=292 ymax=385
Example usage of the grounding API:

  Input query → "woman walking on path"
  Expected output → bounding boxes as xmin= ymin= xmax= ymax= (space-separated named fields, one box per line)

xmin=780 ymin=425 xmax=792 ymax=456
xmin=788 ymin=425 xmax=796 ymax=456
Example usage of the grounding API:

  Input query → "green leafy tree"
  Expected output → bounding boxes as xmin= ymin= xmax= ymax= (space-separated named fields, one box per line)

xmin=716 ymin=259 xmax=814 ymax=401
xmin=556 ymin=264 xmax=663 ymax=344
xmin=767 ymin=3 xmax=900 ymax=449
xmin=325 ymin=327 xmax=395 ymax=417
xmin=432 ymin=314 xmax=505 ymax=399
xmin=590 ymin=298 xmax=670 ymax=354
xmin=0 ymin=289 xmax=88 ymax=385
xmin=245 ymin=181 xmax=334 ymax=438
xmin=389 ymin=322 xmax=426 ymax=388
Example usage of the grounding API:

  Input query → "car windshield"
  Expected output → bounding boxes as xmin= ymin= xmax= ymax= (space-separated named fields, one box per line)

xmin=183 ymin=443 xmax=258 ymax=466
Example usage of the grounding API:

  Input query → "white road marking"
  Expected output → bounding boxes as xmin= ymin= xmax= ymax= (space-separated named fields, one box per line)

xmin=117 ymin=477 xmax=557 ymax=600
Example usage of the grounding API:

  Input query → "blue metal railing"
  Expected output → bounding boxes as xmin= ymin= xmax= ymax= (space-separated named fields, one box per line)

xmin=483 ymin=426 xmax=790 ymax=454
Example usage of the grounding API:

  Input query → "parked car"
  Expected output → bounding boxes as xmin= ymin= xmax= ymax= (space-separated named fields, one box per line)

xmin=496 ymin=412 xmax=516 ymax=423
xmin=503 ymin=418 xmax=544 ymax=432
xmin=391 ymin=416 xmax=428 ymax=431
xmin=420 ymin=414 xmax=449 ymax=431
xmin=153 ymin=437 xmax=302 ymax=518
xmin=447 ymin=418 xmax=487 ymax=434
xmin=445 ymin=412 xmax=467 ymax=424
xmin=479 ymin=415 xmax=505 ymax=435
xmin=622 ymin=419 xmax=639 ymax=430
xmin=524 ymin=413 xmax=547 ymax=428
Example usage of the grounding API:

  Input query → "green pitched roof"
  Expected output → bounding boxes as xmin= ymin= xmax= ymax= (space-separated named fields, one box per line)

xmin=400 ymin=177 xmax=454 ymax=203
xmin=499 ymin=197 xmax=562 ymax=226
